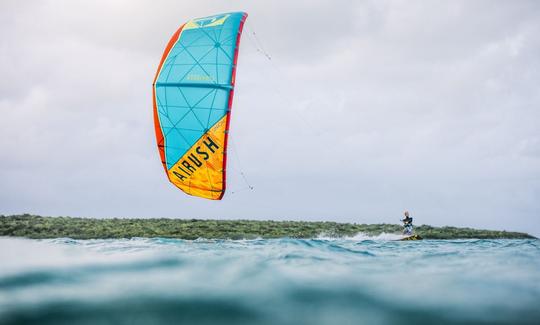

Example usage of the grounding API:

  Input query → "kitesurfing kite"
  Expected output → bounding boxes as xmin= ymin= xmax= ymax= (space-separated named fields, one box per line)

xmin=152 ymin=12 xmax=248 ymax=200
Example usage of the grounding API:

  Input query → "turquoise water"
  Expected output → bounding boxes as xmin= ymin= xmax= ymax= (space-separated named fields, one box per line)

xmin=1 ymin=236 xmax=539 ymax=325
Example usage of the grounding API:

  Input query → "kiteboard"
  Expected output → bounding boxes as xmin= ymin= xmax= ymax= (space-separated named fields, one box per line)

xmin=399 ymin=234 xmax=423 ymax=241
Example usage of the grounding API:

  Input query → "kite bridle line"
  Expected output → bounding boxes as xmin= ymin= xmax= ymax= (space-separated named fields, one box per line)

xmin=243 ymin=21 xmax=321 ymax=137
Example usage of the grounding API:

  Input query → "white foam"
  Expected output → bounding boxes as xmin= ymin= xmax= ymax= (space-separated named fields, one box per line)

xmin=317 ymin=232 xmax=404 ymax=241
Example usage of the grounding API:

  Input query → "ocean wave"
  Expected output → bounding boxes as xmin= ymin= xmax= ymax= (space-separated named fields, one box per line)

xmin=1 ymin=237 xmax=539 ymax=325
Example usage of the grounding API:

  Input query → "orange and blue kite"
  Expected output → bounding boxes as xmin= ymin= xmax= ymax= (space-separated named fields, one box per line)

xmin=152 ymin=12 xmax=248 ymax=200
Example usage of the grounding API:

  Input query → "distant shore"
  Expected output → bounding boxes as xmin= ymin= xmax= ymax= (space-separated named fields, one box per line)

xmin=0 ymin=214 xmax=535 ymax=240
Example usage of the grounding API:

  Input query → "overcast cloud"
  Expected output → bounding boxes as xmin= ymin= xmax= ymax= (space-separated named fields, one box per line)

xmin=1 ymin=0 xmax=539 ymax=236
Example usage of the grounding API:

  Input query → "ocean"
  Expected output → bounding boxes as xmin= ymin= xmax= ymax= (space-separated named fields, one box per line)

xmin=1 ymin=235 xmax=539 ymax=325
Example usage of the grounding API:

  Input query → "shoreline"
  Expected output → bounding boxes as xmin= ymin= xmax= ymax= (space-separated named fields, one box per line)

xmin=1 ymin=214 xmax=535 ymax=240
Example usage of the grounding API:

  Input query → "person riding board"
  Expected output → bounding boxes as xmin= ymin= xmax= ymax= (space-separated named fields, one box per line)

xmin=401 ymin=211 xmax=413 ymax=236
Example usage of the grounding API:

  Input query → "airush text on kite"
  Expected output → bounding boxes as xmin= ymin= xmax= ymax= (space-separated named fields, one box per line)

xmin=171 ymin=136 xmax=220 ymax=182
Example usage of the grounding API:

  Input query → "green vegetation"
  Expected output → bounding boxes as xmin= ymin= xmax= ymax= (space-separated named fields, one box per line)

xmin=0 ymin=214 xmax=535 ymax=240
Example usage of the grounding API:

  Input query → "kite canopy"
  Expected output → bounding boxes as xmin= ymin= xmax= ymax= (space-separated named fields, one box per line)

xmin=152 ymin=12 xmax=247 ymax=200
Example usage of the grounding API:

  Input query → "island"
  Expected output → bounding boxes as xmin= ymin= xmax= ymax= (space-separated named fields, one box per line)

xmin=0 ymin=214 xmax=535 ymax=240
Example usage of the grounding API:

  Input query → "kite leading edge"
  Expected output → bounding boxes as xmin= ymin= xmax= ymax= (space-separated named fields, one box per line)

xmin=152 ymin=12 xmax=248 ymax=200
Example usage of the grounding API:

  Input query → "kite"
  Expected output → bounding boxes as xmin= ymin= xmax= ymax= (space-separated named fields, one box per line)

xmin=152 ymin=12 xmax=248 ymax=200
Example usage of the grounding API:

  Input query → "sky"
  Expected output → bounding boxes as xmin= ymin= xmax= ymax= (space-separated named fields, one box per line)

xmin=1 ymin=0 xmax=539 ymax=236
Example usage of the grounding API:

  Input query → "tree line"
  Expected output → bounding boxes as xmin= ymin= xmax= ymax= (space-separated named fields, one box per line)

xmin=0 ymin=214 xmax=534 ymax=240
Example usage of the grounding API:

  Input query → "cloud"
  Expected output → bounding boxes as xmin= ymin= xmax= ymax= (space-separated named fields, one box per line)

xmin=0 ymin=0 xmax=539 ymax=236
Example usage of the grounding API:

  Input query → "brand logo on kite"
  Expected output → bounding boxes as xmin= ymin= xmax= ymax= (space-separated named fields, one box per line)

xmin=171 ymin=136 xmax=220 ymax=182
xmin=187 ymin=74 xmax=214 ymax=81
xmin=184 ymin=14 xmax=230 ymax=30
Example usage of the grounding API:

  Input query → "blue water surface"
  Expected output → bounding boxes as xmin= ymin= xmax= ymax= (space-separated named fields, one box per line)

xmin=0 ymin=236 xmax=539 ymax=325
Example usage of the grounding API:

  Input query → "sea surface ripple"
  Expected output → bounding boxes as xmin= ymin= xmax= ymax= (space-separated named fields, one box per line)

xmin=0 ymin=236 xmax=539 ymax=325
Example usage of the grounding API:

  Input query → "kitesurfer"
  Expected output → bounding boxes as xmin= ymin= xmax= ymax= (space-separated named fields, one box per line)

xmin=401 ymin=211 xmax=413 ymax=236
